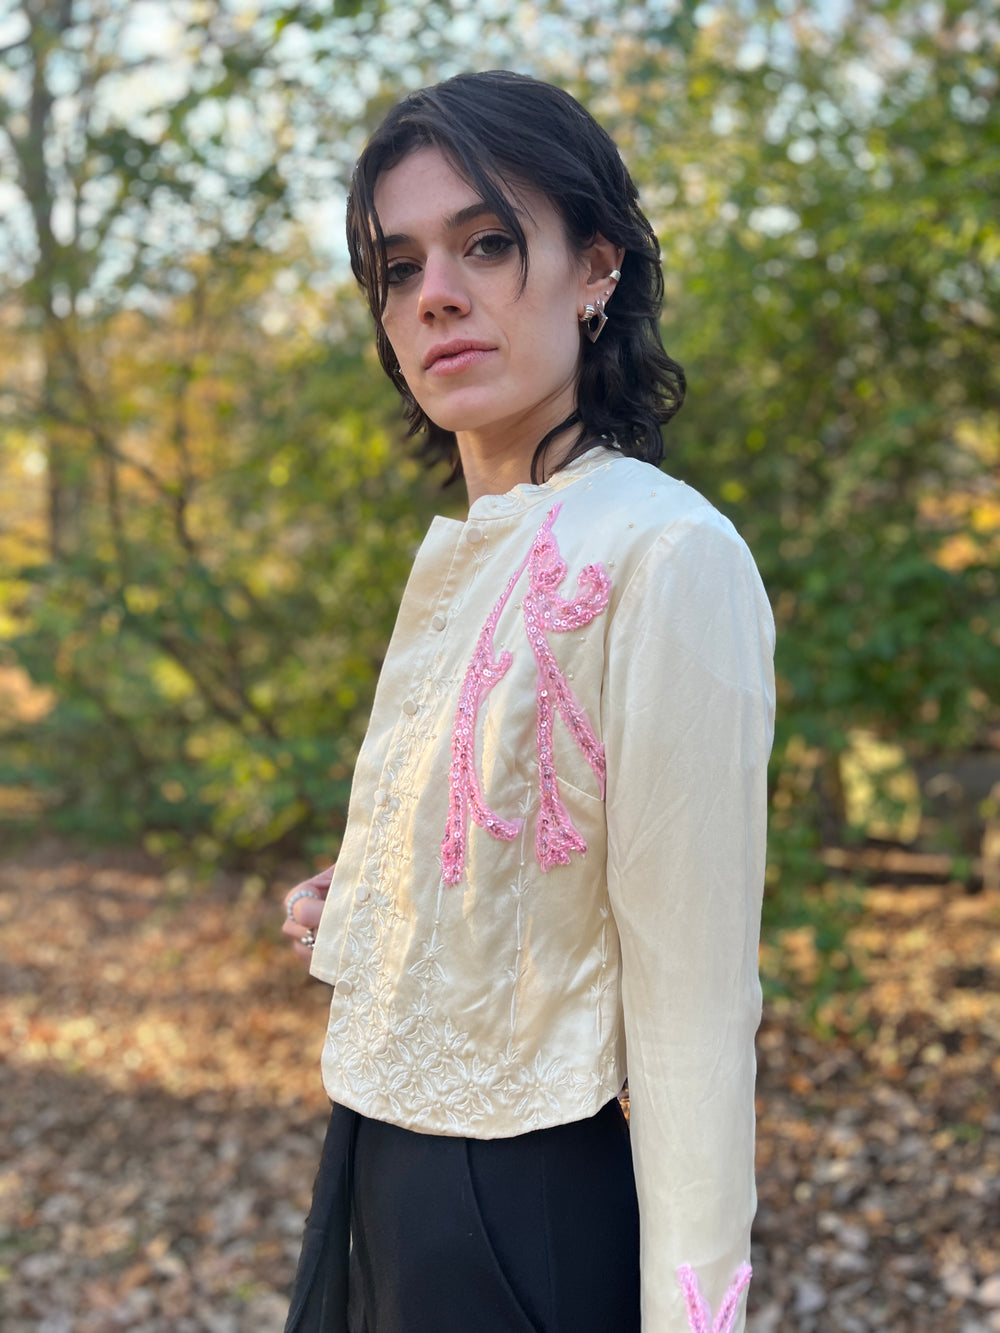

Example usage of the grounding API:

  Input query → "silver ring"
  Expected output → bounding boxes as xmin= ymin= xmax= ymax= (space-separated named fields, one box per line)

xmin=301 ymin=929 xmax=316 ymax=949
xmin=286 ymin=887 xmax=321 ymax=921
xmin=608 ymin=268 xmax=622 ymax=282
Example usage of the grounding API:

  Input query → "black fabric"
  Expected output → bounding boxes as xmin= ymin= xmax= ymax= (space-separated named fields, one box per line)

xmin=284 ymin=1103 xmax=359 ymax=1333
xmin=285 ymin=1098 xmax=640 ymax=1333
xmin=464 ymin=1099 xmax=640 ymax=1333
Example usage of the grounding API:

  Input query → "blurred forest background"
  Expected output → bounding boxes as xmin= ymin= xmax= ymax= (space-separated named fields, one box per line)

xmin=1 ymin=2 xmax=999 ymax=1330
xmin=1 ymin=0 xmax=997 ymax=937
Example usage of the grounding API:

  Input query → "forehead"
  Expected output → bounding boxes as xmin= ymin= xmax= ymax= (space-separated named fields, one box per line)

xmin=374 ymin=148 xmax=478 ymax=230
xmin=372 ymin=146 xmax=554 ymax=241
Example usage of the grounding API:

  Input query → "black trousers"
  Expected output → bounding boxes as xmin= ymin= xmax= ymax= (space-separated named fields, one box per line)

xmin=285 ymin=1098 xmax=640 ymax=1333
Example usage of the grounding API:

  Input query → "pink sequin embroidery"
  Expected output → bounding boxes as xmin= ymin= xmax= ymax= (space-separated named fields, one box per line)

xmin=441 ymin=504 xmax=610 ymax=885
xmin=677 ymin=1262 xmax=752 ymax=1333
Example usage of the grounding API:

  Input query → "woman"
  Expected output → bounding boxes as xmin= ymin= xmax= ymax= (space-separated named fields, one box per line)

xmin=281 ymin=71 xmax=774 ymax=1333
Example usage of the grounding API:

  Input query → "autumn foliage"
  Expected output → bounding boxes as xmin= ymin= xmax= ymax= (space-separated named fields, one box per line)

xmin=0 ymin=2 xmax=996 ymax=919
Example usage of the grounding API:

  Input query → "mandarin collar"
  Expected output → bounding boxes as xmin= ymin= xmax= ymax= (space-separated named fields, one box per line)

xmin=463 ymin=446 xmax=622 ymax=523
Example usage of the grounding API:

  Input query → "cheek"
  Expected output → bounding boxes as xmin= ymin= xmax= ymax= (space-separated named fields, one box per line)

xmin=380 ymin=310 xmax=412 ymax=369
xmin=522 ymin=296 xmax=583 ymax=373
xmin=529 ymin=269 xmax=585 ymax=354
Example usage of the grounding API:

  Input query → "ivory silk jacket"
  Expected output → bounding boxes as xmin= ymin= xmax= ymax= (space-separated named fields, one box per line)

xmin=310 ymin=447 xmax=776 ymax=1333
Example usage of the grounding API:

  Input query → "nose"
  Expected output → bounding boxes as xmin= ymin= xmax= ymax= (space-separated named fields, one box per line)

xmin=418 ymin=252 xmax=470 ymax=323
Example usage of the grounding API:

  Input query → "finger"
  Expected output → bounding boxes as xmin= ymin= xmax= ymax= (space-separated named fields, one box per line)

xmin=284 ymin=891 xmax=327 ymax=929
xmin=304 ymin=864 xmax=335 ymax=893
xmin=290 ymin=939 xmax=315 ymax=965
xmin=283 ymin=864 xmax=335 ymax=913
xmin=281 ymin=914 xmax=320 ymax=942
xmin=281 ymin=908 xmax=321 ymax=942
xmin=295 ymin=896 xmax=324 ymax=929
xmin=281 ymin=915 xmax=318 ymax=961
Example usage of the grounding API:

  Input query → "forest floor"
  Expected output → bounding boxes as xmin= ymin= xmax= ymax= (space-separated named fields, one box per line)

xmin=1 ymin=840 xmax=998 ymax=1332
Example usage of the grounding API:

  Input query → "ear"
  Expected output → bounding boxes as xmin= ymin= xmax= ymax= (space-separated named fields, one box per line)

xmin=578 ymin=234 xmax=626 ymax=315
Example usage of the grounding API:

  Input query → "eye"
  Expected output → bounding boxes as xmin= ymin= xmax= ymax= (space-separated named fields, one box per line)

xmin=386 ymin=259 xmax=420 ymax=287
xmin=469 ymin=232 xmax=514 ymax=260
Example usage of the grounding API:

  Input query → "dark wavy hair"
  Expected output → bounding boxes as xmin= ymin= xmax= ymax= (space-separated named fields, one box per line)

xmin=346 ymin=70 xmax=685 ymax=483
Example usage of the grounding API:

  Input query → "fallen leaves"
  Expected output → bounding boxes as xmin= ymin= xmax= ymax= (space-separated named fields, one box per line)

xmin=751 ymin=883 xmax=1000 ymax=1332
xmin=1 ymin=844 xmax=998 ymax=1330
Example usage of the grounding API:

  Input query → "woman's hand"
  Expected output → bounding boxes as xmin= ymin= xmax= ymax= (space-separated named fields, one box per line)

xmin=282 ymin=865 xmax=334 ymax=965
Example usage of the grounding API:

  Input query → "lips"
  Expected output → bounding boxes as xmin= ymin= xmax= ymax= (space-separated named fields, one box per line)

xmin=423 ymin=339 xmax=496 ymax=371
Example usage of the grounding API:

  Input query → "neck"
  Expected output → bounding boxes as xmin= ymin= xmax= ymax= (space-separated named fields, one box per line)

xmin=458 ymin=413 xmax=582 ymax=508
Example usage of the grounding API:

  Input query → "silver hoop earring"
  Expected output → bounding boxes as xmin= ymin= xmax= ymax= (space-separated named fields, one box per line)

xmin=609 ymin=268 xmax=622 ymax=283
xmin=580 ymin=296 xmax=607 ymax=344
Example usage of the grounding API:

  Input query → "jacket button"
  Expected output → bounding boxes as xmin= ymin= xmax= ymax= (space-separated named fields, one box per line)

xmin=465 ymin=526 xmax=484 ymax=545
xmin=402 ymin=699 xmax=418 ymax=715
xmin=355 ymin=885 xmax=369 ymax=903
xmin=430 ymin=613 xmax=446 ymax=631
xmin=373 ymin=789 xmax=388 ymax=806
xmin=334 ymin=979 xmax=354 ymax=997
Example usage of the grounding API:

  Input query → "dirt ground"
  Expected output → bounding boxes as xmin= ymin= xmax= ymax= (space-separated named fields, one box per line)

xmin=1 ymin=842 xmax=998 ymax=1332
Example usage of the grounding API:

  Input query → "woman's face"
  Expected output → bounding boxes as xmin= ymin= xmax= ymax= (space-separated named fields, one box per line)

xmin=372 ymin=148 xmax=591 ymax=449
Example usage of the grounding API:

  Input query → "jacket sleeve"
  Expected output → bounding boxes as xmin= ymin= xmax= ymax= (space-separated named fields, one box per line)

xmin=602 ymin=510 xmax=776 ymax=1333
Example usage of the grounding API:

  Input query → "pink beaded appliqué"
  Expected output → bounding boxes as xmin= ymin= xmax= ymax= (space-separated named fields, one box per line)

xmin=441 ymin=504 xmax=610 ymax=885
xmin=676 ymin=1263 xmax=752 ymax=1333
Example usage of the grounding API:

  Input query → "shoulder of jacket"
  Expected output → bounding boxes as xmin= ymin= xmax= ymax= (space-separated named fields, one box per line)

xmin=559 ymin=454 xmax=738 ymax=548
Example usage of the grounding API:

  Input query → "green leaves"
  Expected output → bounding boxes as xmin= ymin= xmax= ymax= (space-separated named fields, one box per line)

xmin=1 ymin=1 xmax=996 ymax=927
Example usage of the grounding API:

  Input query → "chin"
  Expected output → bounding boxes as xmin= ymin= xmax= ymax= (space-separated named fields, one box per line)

xmin=417 ymin=394 xmax=509 ymax=437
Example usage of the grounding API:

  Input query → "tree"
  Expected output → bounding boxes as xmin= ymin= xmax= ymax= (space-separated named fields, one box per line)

xmin=593 ymin=1 xmax=999 ymax=889
xmin=0 ymin=0 xmax=446 ymax=856
xmin=2 ymin=0 xmax=996 ymax=904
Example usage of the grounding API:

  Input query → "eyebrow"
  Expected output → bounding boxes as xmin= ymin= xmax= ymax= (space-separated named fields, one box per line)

xmin=381 ymin=201 xmax=506 ymax=251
